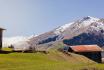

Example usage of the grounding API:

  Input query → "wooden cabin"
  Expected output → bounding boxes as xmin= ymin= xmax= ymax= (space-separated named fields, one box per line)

xmin=0 ymin=28 xmax=5 ymax=50
xmin=63 ymin=45 xmax=103 ymax=63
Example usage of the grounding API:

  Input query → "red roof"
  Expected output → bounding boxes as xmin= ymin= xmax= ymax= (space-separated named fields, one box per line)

xmin=70 ymin=45 xmax=102 ymax=52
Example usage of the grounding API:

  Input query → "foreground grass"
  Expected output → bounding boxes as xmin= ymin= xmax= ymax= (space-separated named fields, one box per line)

xmin=0 ymin=48 xmax=104 ymax=70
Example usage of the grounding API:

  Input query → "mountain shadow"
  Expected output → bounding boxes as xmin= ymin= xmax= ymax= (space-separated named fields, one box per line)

xmin=63 ymin=33 xmax=104 ymax=47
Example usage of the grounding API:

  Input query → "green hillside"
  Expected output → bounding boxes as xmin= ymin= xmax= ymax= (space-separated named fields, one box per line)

xmin=0 ymin=48 xmax=104 ymax=70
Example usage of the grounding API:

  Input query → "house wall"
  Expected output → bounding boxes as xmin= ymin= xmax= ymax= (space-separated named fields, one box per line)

xmin=68 ymin=47 xmax=73 ymax=52
xmin=63 ymin=46 xmax=73 ymax=52
xmin=77 ymin=52 xmax=101 ymax=63
xmin=0 ymin=30 xmax=3 ymax=50
xmin=101 ymin=51 xmax=104 ymax=63
xmin=64 ymin=46 xmax=102 ymax=63
xmin=101 ymin=51 xmax=104 ymax=58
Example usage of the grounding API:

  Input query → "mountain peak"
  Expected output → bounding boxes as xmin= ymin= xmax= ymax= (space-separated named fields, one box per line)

xmin=76 ymin=16 xmax=100 ymax=27
xmin=83 ymin=16 xmax=92 ymax=20
xmin=54 ymin=16 xmax=100 ymax=35
xmin=81 ymin=16 xmax=99 ymax=21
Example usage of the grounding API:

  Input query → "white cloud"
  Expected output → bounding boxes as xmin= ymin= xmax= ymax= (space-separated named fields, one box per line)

xmin=3 ymin=36 xmax=28 ymax=47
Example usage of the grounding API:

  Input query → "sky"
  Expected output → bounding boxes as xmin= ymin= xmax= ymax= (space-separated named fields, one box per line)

xmin=0 ymin=0 xmax=104 ymax=37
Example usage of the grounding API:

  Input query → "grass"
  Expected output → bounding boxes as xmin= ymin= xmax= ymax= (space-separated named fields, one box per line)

xmin=0 ymin=48 xmax=104 ymax=70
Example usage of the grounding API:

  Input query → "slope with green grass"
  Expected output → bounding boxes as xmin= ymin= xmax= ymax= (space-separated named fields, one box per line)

xmin=0 ymin=48 xmax=104 ymax=70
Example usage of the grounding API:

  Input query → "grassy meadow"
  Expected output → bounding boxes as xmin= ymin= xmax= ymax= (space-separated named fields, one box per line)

xmin=0 ymin=48 xmax=104 ymax=70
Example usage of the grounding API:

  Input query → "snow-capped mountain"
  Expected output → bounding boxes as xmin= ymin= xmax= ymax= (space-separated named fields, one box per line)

xmin=7 ymin=16 xmax=104 ymax=51
xmin=62 ymin=17 xmax=104 ymax=47
xmin=29 ymin=16 xmax=104 ymax=49
xmin=61 ymin=16 xmax=101 ymax=38
xmin=29 ymin=17 xmax=100 ymax=43
xmin=54 ymin=16 xmax=99 ymax=35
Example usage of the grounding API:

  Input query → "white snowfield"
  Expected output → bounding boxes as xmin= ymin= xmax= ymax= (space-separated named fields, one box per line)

xmin=54 ymin=22 xmax=74 ymax=34
xmin=79 ymin=16 xmax=99 ymax=27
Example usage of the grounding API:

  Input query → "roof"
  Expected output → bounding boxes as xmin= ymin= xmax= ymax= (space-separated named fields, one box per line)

xmin=69 ymin=45 xmax=102 ymax=52
xmin=0 ymin=27 xmax=6 ymax=30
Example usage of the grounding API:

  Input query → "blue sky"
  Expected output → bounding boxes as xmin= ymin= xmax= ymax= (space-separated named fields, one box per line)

xmin=0 ymin=0 xmax=104 ymax=37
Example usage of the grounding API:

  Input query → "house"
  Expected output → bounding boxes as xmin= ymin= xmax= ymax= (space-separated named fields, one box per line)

xmin=63 ymin=45 xmax=103 ymax=63
xmin=0 ymin=28 xmax=5 ymax=50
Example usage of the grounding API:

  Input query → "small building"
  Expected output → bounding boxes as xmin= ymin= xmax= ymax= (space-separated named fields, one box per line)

xmin=64 ymin=45 xmax=103 ymax=63
xmin=0 ymin=28 xmax=5 ymax=50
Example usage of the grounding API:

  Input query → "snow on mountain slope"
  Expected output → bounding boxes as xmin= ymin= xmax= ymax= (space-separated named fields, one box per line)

xmin=54 ymin=16 xmax=100 ymax=35
xmin=54 ymin=22 xmax=74 ymax=34
xmin=78 ymin=16 xmax=99 ymax=27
